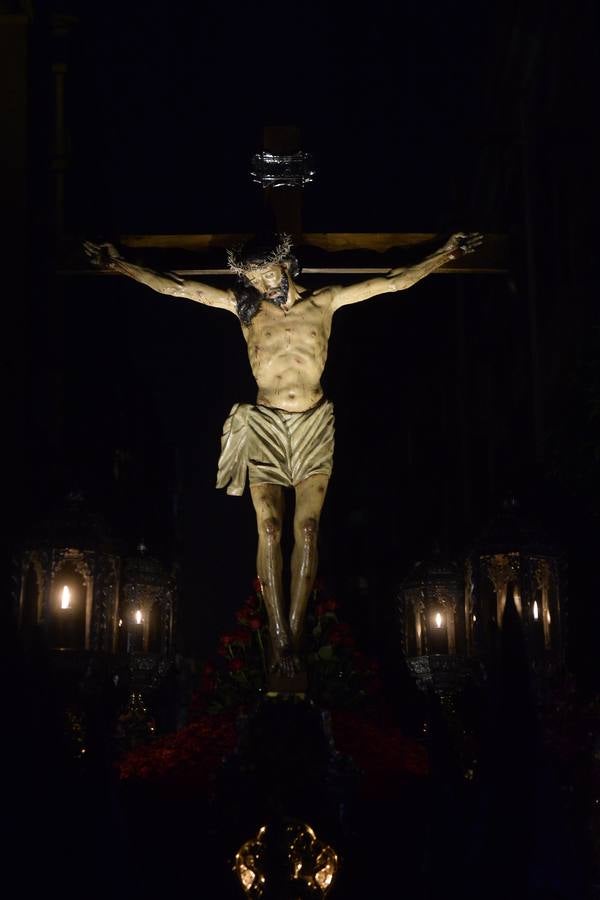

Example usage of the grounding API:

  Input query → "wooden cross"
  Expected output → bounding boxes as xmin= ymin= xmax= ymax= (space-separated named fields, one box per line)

xmin=69 ymin=127 xmax=508 ymax=277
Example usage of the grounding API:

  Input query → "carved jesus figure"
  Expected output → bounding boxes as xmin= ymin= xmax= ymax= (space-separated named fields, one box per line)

xmin=84 ymin=232 xmax=482 ymax=675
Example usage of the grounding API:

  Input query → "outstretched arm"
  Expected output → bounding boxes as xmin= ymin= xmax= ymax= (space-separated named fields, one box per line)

xmin=331 ymin=232 xmax=483 ymax=312
xmin=83 ymin=241 xmax=238 ymax=314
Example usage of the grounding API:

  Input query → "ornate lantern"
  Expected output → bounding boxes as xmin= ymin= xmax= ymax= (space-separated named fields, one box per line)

xmin=120 ymin=541 xmax=175 ymax=658
xmin=16 ymin=492 xmax=119 ymax=655
xmin=399 ymin=550 xmax=475 ymax=693
xmin=400 ymin=551 xmax=464 ymax=656
xmin=468 ymin=497 xmax=564 ymax=673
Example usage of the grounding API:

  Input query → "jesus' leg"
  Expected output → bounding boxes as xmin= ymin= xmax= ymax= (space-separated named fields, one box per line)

xmin=289 ymin=473 xmax=329 ymax=653
xmin=250 ymin=483 xmax=296 ymax=676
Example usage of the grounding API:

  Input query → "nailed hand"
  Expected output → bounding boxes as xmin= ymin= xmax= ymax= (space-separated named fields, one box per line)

xmin=446 ymin=232 xmax=484 ymax=259
xmin=83 ymin=240 xmax=122 ymax=269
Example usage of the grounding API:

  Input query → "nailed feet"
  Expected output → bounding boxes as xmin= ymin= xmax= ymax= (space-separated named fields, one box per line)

xmin=270 ymin=642 xmax=302 ymax=678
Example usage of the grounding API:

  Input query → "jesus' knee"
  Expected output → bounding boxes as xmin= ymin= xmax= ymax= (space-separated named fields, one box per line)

xmin=260 ymin=515 xmax=282 ymax=545
xmin=297 ymin=516 xmax=318 ymax=546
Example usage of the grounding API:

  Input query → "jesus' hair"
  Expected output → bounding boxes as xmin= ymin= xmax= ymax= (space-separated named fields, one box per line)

xmin=229 ymin=235 xmax=300 ymax=325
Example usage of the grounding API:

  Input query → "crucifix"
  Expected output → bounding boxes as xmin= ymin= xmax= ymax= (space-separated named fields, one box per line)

xmin=84 ymin=127 xmax=503 ymax=680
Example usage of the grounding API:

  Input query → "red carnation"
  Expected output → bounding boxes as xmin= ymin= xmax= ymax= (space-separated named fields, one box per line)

xmin=323 ymin=598 xmax=338 ymax=611
xmin=329 ymin=626 xmax=343 ymax=646
xmin=248 ymin=617 xmax=262 ymax=631
xmin=203 ymin=661 xmax=215 ymax=675
xmin=218 ymin=634 xmax=235 ymax=656
xmin=233 ymin=629 xmax=251 ymax=646
xmin=352 ymin=650 xmax=368 ymax=669
xmin=199 ymin=676 xmax=216 ymax=693
xmin=228 ymin=657 xmax=245 ymax=672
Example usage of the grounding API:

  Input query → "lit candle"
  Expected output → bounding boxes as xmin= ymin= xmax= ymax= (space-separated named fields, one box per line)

xmin=61 ymin=585 xmax=71 ymax=609
xmin=135 ymin=609 xmax=143 ymax=625
xmin=434 ymin=612 xmax=443 ymax=629
xmin=533 ymin=600 xmax=539 ymax=620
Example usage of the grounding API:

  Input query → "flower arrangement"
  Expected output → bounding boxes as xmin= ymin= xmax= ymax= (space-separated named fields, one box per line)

xmin=190 ymin=577 xmax=383 ymax=714
xmin=117 ymin=578 xmax=429 ymax=797
xmin=117 ymin=712 xmax=237 ymax=796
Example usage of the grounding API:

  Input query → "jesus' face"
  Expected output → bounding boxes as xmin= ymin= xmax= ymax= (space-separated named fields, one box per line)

xmin=245 ymin=263 xmax=289 ymax=306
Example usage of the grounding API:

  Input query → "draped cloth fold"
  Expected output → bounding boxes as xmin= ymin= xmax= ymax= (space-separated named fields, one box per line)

xmin=216 ymin=398 xmax=335 ymax=496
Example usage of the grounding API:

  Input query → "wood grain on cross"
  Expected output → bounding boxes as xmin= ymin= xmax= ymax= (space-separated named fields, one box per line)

xmin=115 ymin=231 xmax=508 ymax=276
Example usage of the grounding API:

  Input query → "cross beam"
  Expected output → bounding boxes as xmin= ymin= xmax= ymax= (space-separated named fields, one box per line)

xmin=113 ymin=232 xmax=508 ymax=276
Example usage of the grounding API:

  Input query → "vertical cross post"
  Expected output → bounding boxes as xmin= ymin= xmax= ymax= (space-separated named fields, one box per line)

xmin=255 ymin=125 xmax=308 ymax=238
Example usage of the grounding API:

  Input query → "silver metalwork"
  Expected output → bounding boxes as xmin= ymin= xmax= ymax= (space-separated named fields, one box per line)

xmin=250 ymin=151 xmax=315 ymax=189
xmin=121 ymin=541 xmax=175 ymax=656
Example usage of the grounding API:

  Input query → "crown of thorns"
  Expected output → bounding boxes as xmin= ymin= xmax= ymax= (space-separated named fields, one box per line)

xmin=226 ymin=234 xmax=294 ymax=277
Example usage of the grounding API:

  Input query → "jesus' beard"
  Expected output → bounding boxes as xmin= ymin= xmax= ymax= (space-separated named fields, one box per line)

xmin=262 ymin=271 xmax=289 ymax=307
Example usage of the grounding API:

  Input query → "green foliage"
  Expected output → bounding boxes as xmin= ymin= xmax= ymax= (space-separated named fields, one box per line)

xmin=191 ymin=580 xmax=381 ymax=715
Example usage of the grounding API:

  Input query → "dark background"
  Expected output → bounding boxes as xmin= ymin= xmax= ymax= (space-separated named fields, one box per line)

xmin=5 ymin=0 xmax=600 ymax=683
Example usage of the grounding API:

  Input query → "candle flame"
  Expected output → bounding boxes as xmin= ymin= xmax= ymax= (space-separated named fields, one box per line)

xmin=533 ymin=600 xmax=539 ymax=620
xmin=435 ymin=612 xmax=443 ymax=629
xmin=135 ymin=609 xmax=143 ymax=625
xmin=61 ymin=586 xmax=71 ymax=609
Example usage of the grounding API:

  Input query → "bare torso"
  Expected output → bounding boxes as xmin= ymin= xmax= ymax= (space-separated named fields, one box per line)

xmin=89 ymin=235 xmax=479 ymax=417
xmin=242 ymin=287 xmax=333 ymax=412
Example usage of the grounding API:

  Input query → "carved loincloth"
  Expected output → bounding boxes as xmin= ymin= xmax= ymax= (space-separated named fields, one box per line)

xmin=216 ymin=398 xmax=335 ymax=495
